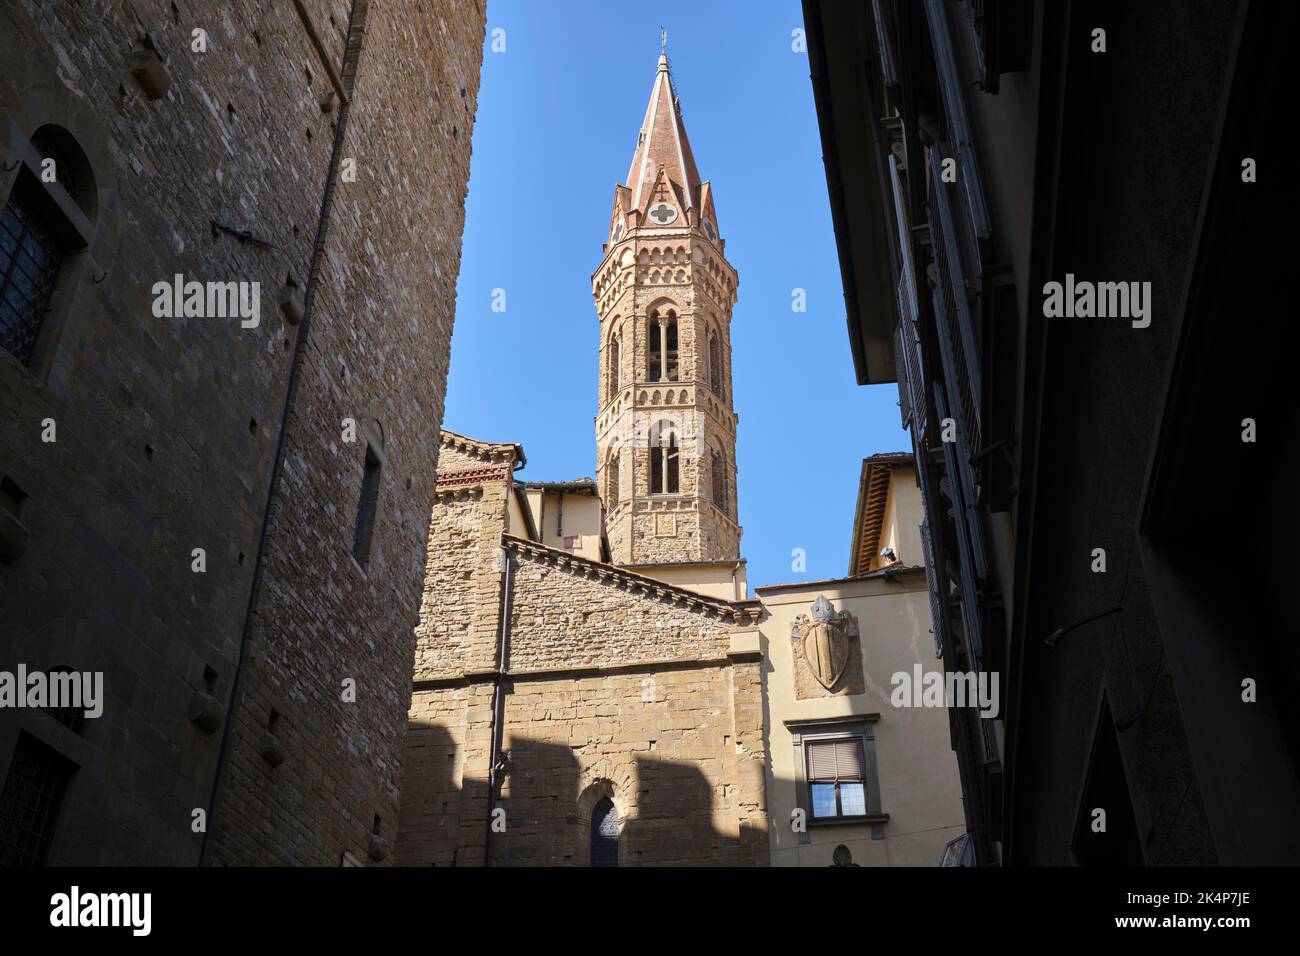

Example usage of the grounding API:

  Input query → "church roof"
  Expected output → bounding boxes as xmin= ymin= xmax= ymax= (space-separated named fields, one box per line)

xmin=502 ymin=534 xmax=746 ymax=621
xmin=625 ymin=52 xmax=703 ymax=212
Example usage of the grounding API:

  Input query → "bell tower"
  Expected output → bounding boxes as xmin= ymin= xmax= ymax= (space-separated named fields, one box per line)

xmin=593 ymin=50 xmax=741 ymax=566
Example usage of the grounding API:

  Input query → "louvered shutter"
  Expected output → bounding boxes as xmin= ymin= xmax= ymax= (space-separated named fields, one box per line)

xmin=808 ymin=739 xmax=865 ymax=781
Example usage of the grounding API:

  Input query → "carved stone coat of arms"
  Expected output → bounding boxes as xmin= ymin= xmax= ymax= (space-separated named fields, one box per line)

xmin=791 ymin=595 xmax=860 ymax=692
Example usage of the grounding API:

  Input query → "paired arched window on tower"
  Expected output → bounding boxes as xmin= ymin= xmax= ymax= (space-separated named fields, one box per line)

xmin=648 ymin=308 xmax=678 ymax=382
xmin=649 ymin=420 xmax=679 ymax=494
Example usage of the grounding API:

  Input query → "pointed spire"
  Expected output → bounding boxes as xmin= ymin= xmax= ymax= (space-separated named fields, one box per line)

xmin=625 ymin=45 xmax=702 ymax=214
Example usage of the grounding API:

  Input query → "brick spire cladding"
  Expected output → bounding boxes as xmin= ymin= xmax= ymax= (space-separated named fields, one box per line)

xmin=625 ymin=52 xmax=702 ymax=214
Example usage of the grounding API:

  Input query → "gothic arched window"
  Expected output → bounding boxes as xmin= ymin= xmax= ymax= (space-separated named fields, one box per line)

xmin=649 ymin=420 xmax=679 ymax=494
xmin=648 ymin=308 xmax=678 ymax=382
xmin=608 ymin=450 xmax=620 ymax=506
xmin=590 ymin=797 xmax=619 ymax=867
xmin=609 ymin=332 xmax=620 ymax=399
xmin=711 ymin=448 xmax=727 ymax=515
xmin=708 ymin=329 xmax=722 ymax=394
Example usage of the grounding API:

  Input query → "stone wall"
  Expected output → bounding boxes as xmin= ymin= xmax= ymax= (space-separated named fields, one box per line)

xmin=0 ymin=0 xmax=485 ymax=866
xmin=414 ymin=453 xmax=515 ymax=681
xmin=397 ymin=476 xmax=768 ymax=866
xmin=205 ymin=0 xmax=486 ymax=866
xmin=493 ymin=664 xmax=763 ymax=866
xmin=505 ymin=537 xmax=733 ymax=672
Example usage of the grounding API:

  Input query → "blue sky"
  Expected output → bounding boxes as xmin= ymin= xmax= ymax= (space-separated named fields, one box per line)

xmin=443 ymin=0 xmax=904 ymax=588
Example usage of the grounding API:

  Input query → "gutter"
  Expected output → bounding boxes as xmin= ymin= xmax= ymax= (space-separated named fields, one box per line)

xmin=484 ymin=530 xmax=514 ymax=866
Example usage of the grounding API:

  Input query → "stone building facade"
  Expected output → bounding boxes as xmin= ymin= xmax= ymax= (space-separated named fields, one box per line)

xmin=398 ymin=435 xmax=966 ymax=867
xmin=397 ymin=433 xmax=768 ymax=866
xmin=0 ymin=0 xmax=485 ymax=866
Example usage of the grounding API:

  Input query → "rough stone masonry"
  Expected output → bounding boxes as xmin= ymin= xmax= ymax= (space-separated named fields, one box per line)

xmin=0 ymin=0 xmax=485 ymax=865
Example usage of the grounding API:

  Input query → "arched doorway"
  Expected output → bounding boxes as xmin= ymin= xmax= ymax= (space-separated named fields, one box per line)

xmin=590 ymin=797 xmax=619 ymax=867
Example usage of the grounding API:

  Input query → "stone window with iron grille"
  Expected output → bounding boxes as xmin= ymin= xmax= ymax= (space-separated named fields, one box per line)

xmin=0 ymin=125 xmax=96 ymax=370
xmin=0 ymin=732 xmax=76 ymax=867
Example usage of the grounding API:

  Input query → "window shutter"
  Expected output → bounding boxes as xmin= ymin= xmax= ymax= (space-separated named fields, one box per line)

xmin=835 ymin=739 xmax=865 ymax=779
xmin=808 ymin=742 xmax=839 ymax=781
xmin=809 ymin=739 xmax=866 ymax=781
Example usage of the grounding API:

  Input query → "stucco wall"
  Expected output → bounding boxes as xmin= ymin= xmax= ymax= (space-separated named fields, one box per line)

xmin=758 ymin=575 xmax=966 ymax=866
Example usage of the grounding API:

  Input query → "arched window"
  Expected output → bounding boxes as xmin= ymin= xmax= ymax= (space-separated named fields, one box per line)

xmin=648 ymin=308 xmax=678 ymax=382
xmin=608 ymin=333 xmax=620 ymax=398
xmin=608 ymin=450 xmax=620 ymax=506
xmin=590 ymin=797 xmax=619 ymax=867
xmin=352 ymin=442 xmax=383 ymax=569
xmin=708 ymin=329 xmax=722 ymax=394
xmin=1 ymin=125 xmax=95 ymax=366
xmin=649 ymin=420 xmax=679 ymax=494
xmin=711 ymin=448 xmax=727 ymax=515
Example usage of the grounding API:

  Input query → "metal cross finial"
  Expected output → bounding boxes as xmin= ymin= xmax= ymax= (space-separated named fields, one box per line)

xmin=661 ymin=28 xmax=667 ymax=54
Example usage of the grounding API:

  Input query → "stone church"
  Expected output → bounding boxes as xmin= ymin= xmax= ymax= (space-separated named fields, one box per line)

xmin=397 ymin=54 xmax=965 ymax=867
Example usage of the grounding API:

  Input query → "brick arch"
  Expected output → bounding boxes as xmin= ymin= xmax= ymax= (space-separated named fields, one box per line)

xmin=644 ymin=295 xmax=682 ymax=316
xmin=602 ymin=314 xmax=622 ymax=345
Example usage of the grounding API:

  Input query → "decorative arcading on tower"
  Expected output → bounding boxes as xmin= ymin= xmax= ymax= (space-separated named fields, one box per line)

xmin=593 ymin=52 xmax=741 ymax=566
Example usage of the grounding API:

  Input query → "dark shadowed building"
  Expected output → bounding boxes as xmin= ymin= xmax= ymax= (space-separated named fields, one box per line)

xmin=0 ymin=0 xmax=485 ymax=865
xmin=803 ymin=0 xmax=1298 ymax=864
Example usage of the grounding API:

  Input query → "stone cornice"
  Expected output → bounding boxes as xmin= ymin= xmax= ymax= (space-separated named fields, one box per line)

xmin=413 ymin=655 xmax=737 ymax=690
xmin=434 ymin=464 xmax=512 ymax=495
xmin=502 ymin=533 xmax=754 ymax=624
xmin=438 ymin=429 xmax=523 ymax=468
